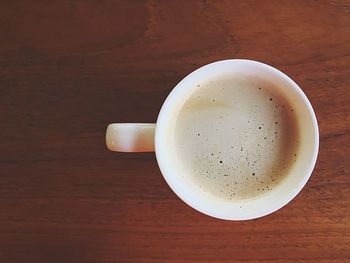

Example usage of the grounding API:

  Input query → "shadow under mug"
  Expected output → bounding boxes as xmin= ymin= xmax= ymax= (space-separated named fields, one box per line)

xmin=106 ymin=59 xmax=319 ymax=220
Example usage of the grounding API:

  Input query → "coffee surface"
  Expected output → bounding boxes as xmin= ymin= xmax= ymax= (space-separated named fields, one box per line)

xmin=174 ymin=76 xmax=299 ymax=201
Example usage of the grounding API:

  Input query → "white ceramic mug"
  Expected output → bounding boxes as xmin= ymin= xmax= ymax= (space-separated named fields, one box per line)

xmin=106 ymin=59 xmax=319 ymax=220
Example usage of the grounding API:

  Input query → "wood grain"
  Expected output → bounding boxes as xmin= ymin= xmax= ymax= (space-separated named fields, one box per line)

xmin=0 ymin=1 xmax=349 ymax=262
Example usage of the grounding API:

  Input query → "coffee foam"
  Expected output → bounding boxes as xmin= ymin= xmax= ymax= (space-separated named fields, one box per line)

xmin=173 ymin=76 xmax=299 ymax=201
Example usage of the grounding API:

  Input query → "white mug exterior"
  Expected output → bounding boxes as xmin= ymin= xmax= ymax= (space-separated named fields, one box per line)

xmin=154 ymin=59 xmax=319 ymax=220
xmin=106 ymin=59 xmax=319 ymax=220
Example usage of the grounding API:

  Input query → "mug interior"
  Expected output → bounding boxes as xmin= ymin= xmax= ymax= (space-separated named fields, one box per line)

xmin=155 ymin=59 xmax=319 ymax=220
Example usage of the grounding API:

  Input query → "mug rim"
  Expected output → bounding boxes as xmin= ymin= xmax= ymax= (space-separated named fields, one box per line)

xmin=155 ymin=59 xmax=319 ymax=220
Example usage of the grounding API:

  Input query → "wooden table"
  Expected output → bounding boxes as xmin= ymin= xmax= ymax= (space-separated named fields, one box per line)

xmin=0 ymin=1 xmax=349 ymax=262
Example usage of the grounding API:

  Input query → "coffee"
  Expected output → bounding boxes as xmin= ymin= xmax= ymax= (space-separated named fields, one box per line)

xmin=174 ymin=75 xmax=300 ymax=201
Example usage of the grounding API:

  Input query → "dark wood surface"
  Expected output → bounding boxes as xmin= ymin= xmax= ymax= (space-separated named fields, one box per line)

xmin=0 ymin=1 xmax=349 ymax=262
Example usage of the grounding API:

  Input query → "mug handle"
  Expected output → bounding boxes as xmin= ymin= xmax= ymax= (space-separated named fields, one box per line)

xmin=106 ymin=123 xmax=156 ymax=152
